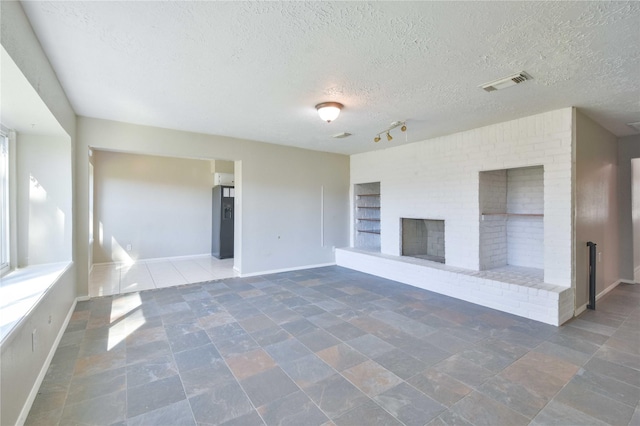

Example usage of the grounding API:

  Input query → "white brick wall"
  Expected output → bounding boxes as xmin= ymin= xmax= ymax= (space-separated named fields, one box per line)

xmin=479 ymin=170 xmax=508 ymax=269
xmin=507 ymin=166 xmax=544 ymax=214
xmin=350 ymin=108 xmax=573 ymax=288
xmin=336 ymin=248 xmax=573 ymax=325
xmin=479 ymin=215 xmax=508 ymax=269
xmin=478 ymin=166 xmax=544 ymax=270
xmin=507 ymin=216 xmax=544 ymax=268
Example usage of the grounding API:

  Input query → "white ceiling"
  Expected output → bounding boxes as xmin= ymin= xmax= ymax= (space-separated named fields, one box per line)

xmin=1 ymin=46 xmax=67 ymax=137
xmin=19 ymin=1 xmax=640 ymax=155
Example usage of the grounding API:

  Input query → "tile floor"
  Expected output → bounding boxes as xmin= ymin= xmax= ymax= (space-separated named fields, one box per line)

xmin=89 ymin=255 xmax=238 ymax=297
xmin=28 ymin=266 xmax=639 ymax=426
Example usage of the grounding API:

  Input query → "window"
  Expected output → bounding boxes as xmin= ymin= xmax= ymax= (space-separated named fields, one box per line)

xmin=0 ymin=127 xmax=9 ymax=275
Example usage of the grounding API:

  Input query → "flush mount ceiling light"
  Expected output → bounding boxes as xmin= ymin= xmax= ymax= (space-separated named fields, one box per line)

xmin=316 ymin=102 xmax=343 ymax=123
xmin=480 ymin=71 xmax=532 ymax=92
xmin=373 ymin=121 xmax=407 ymax=143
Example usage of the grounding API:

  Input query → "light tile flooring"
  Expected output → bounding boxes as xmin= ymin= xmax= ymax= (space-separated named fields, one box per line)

xmin=90 ymin=255 xmax=238 ymax=297
xmin=28 ymin=266 xmax=639 ymax=426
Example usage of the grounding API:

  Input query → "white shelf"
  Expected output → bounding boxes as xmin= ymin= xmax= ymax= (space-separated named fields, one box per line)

xmin=354 ymin=182 xmax=381 ymax=251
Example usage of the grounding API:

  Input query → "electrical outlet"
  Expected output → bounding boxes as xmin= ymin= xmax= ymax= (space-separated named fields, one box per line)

xmin=126 ymin=243 xmax=132 ymax=252
xmin=598 ymin=252 xmax=602 ymax=262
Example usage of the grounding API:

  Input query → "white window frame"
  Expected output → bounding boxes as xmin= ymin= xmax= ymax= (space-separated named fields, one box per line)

xmin=0 ymin=126 xmax=9 ymax=275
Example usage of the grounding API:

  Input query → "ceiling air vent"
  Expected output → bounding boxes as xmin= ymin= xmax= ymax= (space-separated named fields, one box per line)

xmin=332 ymin=132 xmax=352 ymax=139
xmin=627 ymin=121 xmax=640 ymax=132
xmin=480 ymin=71 xmax=532 ymax=92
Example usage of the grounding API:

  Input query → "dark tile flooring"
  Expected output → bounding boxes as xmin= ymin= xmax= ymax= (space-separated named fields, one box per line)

xmin=26 ymin=266 xmax=640 ymax=426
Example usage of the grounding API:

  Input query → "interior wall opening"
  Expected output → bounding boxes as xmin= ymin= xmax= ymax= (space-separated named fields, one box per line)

xmin=632 ymin=158 xmax=640 ymax=283
xmin=89 ymin=149 xmax=239 ymax=296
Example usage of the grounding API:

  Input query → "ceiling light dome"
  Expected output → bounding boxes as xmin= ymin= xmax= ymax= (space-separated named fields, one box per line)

xmin=316 ymin=102 xmax=343 ymax=123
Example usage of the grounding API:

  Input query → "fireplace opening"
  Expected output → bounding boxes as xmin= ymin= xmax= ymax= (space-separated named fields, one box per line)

xmin=401 ymin=218 xmax=445 ymax=263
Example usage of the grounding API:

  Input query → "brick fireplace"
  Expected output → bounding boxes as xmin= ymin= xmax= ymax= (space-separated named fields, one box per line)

xmin=401 ymin=218 xmax=445 ymax=263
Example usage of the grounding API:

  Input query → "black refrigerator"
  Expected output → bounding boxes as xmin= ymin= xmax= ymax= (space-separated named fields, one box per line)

xmin=211 ymin=185 xmax=234 ymax=259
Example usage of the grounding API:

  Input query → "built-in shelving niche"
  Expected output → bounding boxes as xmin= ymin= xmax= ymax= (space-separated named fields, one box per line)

xmin=479 ymin=166 xmax=544 ymax=271
xmin=354 ymin=182 xmax=381 ymax=251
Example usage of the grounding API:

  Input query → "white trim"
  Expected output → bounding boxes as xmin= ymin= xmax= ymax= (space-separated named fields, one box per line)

xmin=575 ymin=303 xmax=587 ymax=316
xmin=320 ymin=185 xmax=324 ymax=247
xmin=597 ymin=280 xmax=622 ymax=300
xmin=16 ymin=297 xmax=78 ymax=426
xmin=574 ymin=280 xmax=624 ymax=317
xmin=91 ymin=253 xmax=212 ymax=267
xmin=239 ymin=262 xmax=336 ymax=278
xmin=1 ymin=262 xmax=73 ymax=346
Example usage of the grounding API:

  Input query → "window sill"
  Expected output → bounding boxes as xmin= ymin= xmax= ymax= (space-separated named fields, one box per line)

xmin=0 ymin=261 xmax=72 ymax=346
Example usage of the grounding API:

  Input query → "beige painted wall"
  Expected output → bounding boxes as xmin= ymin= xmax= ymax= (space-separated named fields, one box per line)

xmin=93 ymin=151 xmax=214 ymax=263
xmin=212 ymin=159 xmax=234 ymax=174
xmin=617 ymin=136 xmax=640 ymax=282
xmin=574 ymin=110 xmax=619 ymax=309
xmin=17 ymin=134 xmax=72 ymax=266
xmin=77 ymin=116 xmax=350 ymax=280
xmin=1 ymin=2 xmax=77 ymax=425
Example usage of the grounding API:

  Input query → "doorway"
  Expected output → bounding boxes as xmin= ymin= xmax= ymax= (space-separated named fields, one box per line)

xmin=632 ymin=158 xmax=640 ymax=283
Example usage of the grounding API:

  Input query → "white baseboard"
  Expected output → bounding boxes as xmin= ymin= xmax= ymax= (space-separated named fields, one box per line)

xmin=574 ymin=280 xmax=624 ymax=318
xmin=598 ymin=280 xmax=622 ymax=300
xmin=17 ymin=298 xmax=78 ymax=426
xmin=575 ymin=303 xmax=588 ymax=316
xmin=91 ymin=253 xmax=212 ymax=267
xmin=239 ymin=262 xmax=336 ymax=278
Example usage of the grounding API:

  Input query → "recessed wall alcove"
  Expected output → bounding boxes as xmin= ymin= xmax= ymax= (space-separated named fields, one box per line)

xmin=479 ymin=165 xmax=544 ymax=272
xmin=354 ymin=182 xmax=381 ymax=251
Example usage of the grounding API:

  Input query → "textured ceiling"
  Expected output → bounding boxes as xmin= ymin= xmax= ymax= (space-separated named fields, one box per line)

xmin=1 ymin=46 xmax=67 ymax=136
xmin=19 ymin=1 xmax=640 ymax=155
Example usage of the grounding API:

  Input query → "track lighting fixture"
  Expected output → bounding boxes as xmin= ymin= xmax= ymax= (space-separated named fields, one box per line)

xmin=372 ymin=121 xmax=407 ymax=143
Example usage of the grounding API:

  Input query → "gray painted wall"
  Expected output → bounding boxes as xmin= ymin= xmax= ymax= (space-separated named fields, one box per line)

xmin=574 ymin=110 xmax=619 ymax=309
xmin=618 ymin=135 xmax=640 ymax=282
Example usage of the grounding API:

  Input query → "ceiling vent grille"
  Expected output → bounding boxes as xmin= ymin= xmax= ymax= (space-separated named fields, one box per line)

xmin=480 ymin=71 xmax=532 ymax=92
xmin=332 ymin=132 xmax=352 ymax=139
xmin=627 ymin=121 xmax=640 ymax=132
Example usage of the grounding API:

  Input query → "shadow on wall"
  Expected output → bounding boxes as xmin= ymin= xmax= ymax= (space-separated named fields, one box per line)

xmin=28 ymin=174 xmax=69 ymax=263
xmin=96 ymin=221 xmax=135 ymax=265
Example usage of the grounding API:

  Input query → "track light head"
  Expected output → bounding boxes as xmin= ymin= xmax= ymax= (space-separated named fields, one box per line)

xmin=371 ymin=120 xmax=406 ymax=143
